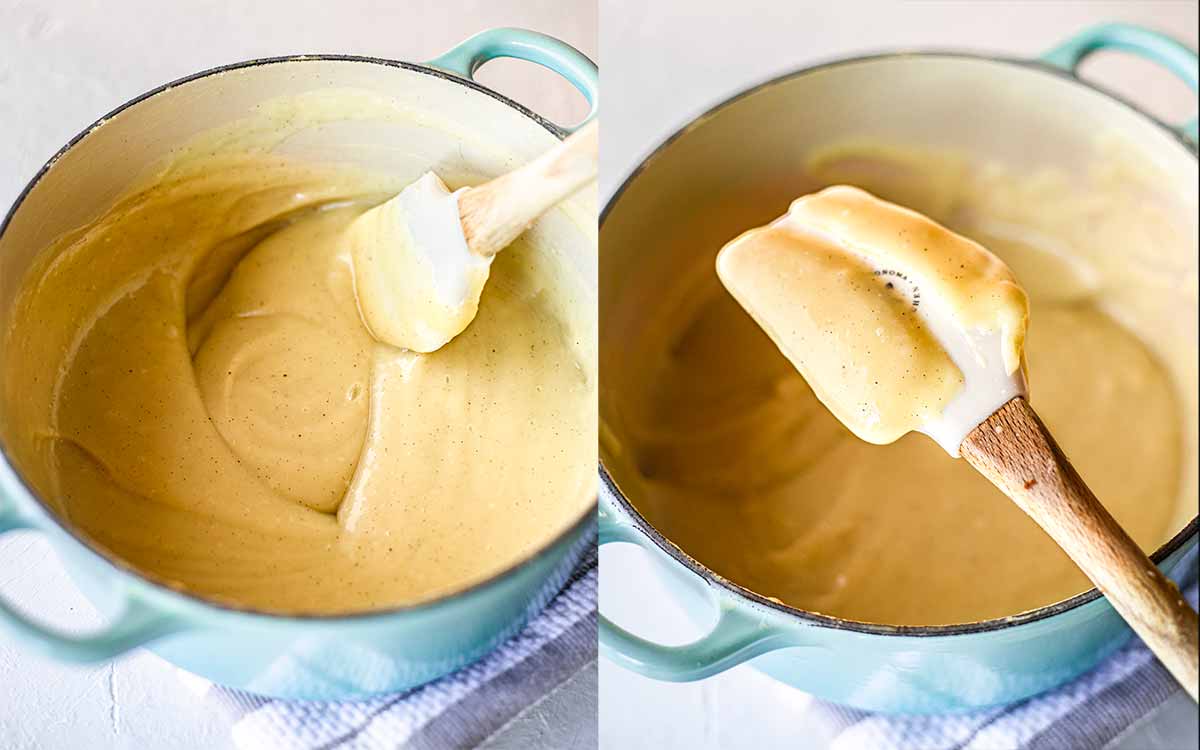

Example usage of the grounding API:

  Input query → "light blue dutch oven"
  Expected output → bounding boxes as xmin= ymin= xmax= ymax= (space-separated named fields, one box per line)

xmin=599 ymin=24 xmax=1198 ymax=714
xmin=0 ymin=28 xmax=597 ymax=701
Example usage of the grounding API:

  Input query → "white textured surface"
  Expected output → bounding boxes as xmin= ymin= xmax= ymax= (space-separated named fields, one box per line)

xmin=0 ymin=2 xmax=594 ymax=748
xmin=597 ymin=1 xmax=1197 ymax=749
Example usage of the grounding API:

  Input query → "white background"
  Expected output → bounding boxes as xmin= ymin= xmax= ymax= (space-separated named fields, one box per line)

xmin=597 ymin=1 xmax=1198 ymax=749
xmin=0 ymin=2 xmax=594 ymax=748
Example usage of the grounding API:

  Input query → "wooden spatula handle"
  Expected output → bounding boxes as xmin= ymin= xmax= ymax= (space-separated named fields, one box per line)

xmin=961 ymin=397 xmax=1199 ymax=701
xmin=458 ymin=119 xmax=598 ymax=257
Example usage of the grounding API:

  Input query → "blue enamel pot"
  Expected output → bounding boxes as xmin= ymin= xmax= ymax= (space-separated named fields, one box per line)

xmin=598 ymin=24 xmax=1198 ymax=714
xmin=0 ymin=28 xmax=598 ymax=701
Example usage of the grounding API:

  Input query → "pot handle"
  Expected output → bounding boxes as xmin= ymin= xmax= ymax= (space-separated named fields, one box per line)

xmin=1040 ymin=23 xmax=1198 ymax=142
xmin=427 ymin=28 xmax=598 ymax=133
xmin=0 ymin=508 xmax=182 ymax=662
xmin=598 ymin=506 xmax=791 ymax=681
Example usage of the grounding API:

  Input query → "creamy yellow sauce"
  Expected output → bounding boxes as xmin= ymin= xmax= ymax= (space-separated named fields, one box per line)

xmin=3 ymin=133 xmax=595 ymax=613
xmin=715 ymin=185 xmax=1028 ymax=445
xmin=602 ymin=141 xmax=1194 ymax=625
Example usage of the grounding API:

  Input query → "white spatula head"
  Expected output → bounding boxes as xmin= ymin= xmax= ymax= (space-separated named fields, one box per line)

xmin=716 ymin=185 xmax=1029 ymax=455
xmin=350 ymin=172 xmax=493 ymax=353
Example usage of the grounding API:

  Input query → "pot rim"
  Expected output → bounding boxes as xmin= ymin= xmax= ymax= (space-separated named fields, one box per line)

xmin=599 ymin=49 xmax=1199 ymax=638
xmin=0 ymin=53 xmax=596 ymax=624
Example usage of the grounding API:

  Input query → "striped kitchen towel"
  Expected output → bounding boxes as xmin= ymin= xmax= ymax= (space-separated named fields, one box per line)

xmin=815 ymin=546 xmax=1199 ymax=750
xmin=182 ymin=543 xmax=597 ymax=750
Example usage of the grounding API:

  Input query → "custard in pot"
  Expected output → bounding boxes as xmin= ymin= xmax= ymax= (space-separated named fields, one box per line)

xmin=2 ymin=95 xmax=596 ymax=615
xmin=601 ymin=140 xmax=1196 ymax=626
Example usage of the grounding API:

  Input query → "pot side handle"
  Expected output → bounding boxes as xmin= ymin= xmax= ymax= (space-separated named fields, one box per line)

xmin=598 ymin=506 xmax=791 ymax=681
xmin=1040 ymin=23 xmax=1198 ymax=142
xmin=0 ymin=509 xmax=182 ymax=662
xmin=427 ymin=28 xmax=598 ymax=134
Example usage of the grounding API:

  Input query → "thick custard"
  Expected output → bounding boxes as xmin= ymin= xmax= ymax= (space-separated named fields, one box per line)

xmin=602 ymin=141 xmax=1193 ymax=625
xmin=3 ymin=116 xmax=595 ymax=614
